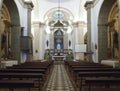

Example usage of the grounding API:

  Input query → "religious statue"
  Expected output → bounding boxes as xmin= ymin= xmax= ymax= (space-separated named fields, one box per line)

xmin=57 ymin=43 xmax=61 ymax=49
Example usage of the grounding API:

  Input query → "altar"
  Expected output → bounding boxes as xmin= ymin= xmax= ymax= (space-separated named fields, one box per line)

xmin=52 ymin=55 xmax=66 ymax=61
xmin=45 ymin=49 xmax=73 ymax=61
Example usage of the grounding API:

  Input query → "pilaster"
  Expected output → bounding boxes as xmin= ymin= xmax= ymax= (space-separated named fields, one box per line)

xmin=39 ymin=22 xmax=45 ymax=59
xmin=84 ymin=1 xmax=93 ymax=61
xmin=73 ymin=21 xmax=86 ymax=60
xmin=117 ymin=0 xmax=120 ymax=66
xmin=23 ymin=1 xmax=34 ymax=61
xmin=32 ymin=22 xmax=40 ymax=60
xmin=0 ymin=0 xmax=3 ymax=58
xmin=85 ymin=1 xmax=93 ymax=52
xmin=24 ymin=1 xmax=34 ymax=36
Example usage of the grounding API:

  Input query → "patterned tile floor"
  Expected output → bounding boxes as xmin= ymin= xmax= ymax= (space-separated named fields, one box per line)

xmin=46 ymin=61 xmax=75 ymax=91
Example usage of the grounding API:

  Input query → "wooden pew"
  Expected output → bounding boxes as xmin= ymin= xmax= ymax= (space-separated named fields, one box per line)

xmin=0 ymin=73 xmax=44 ymax=91
xmin=64 ymin=60 xmax=120 ymax=91
xmin=0 ymin=80 xmax=37 ymax=91
xmin=78 ymin=71 xmax=120 ymax=91
xmin=84 ymin=78 xmax=120 ymax=91
xmin=71 ymin=68 xmax=120 ymax=82
xmin=0 ymin=60 xmax=54 ymax=91
xmin=0 ymin=68 xmax=46 ymax=73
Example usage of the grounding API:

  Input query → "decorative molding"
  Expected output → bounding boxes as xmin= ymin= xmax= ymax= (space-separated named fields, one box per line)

xmin=84 ymin=1 xmax=93 ymax=10
xmin=18 ymin=0 xmax=25 ymax=7
xmin=24 ymin=1 xmax=34 ymax=10
xmin=73 ymin=21 xmax=87 ymax=28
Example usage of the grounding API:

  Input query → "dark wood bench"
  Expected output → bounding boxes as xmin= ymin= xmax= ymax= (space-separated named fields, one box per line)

xmin=0 ymin=80 xmax=39 ymax=91
xmin=78 ymin=72 xmax=120 ymax=91
xmin=71 ymin=68 xmax=120 ymax=81
xmin=84 ymin=78 xmax=120 ymax=91
xmin=83 ymin=87 xmax=120 ymax=91
xmin=0 ymin=68 xmax=46 ymax=73
xmin=0 ymin=72 xmax=44 ymax=90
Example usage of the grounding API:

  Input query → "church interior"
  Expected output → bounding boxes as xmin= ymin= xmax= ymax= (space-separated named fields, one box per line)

xmin=0 ymin=0 xmax=120 ymax=91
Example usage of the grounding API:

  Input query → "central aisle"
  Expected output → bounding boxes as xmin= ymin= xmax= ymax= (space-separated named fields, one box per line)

xmin=46 ymin=61 xmax=75 ymax=91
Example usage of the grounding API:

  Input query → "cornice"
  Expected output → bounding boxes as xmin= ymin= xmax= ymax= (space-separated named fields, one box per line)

xmin=84 ymin=1 xmax=93 ymax=10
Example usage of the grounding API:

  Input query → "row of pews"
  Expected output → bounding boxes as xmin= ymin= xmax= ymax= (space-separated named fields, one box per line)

xmin=0 ymin=60 xmax=54 ymax=91
xmin=64 ymin=60 xmax=120 ymax=91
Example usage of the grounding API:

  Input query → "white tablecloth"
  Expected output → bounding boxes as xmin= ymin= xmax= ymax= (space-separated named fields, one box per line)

xmin=101 ymin=60 xmax=119 ymax=68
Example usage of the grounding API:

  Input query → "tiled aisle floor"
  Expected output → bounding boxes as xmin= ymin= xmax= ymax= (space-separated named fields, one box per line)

xmin=46 ymin=61 xmax=75 ymax=91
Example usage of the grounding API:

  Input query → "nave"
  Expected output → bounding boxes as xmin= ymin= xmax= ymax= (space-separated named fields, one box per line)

xmin=0 ymin=60 xmax=120 ymax=91
xmin=46 ymin=61 xmax=75 ymax=91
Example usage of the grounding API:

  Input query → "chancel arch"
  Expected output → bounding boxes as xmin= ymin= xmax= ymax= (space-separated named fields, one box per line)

xmin=44 ymin=7 xmax=74 ymax=49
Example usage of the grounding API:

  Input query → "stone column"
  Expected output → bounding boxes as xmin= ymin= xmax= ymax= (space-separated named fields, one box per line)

xmin=117 ymin=0 xmax=120 ymax=67
xmin=73 ymin=22 xmax=86 ymax=60
xmin=84 ymin=1 xmax=93 ymax=61
xmin=73 ymin=22 xmax=82 ymax=60
xmin=0 ymin=0 xmax=3 ymax=58
xmin=50 ymin=30 xmax=54 ymax=49
xmin=24 ymin=1 xmax=34 ymax=61
xmin=11 ymin=25 xmax=21 ymax=62
xmin=24 ymin=1 xmax=34 ymax=36
xmin=39 ymin=23 xmax=45 ymax=59
xmin=32 ymin=22 xmax=40 ymax=60
xmin=78 ymin=21 xmax=86 ymax=60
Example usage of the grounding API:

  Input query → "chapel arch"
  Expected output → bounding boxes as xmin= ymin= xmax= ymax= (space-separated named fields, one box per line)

xmin=107 ymin=2 xmax=118 ymax=59
xmin=1 ymin=0 xmax=20 ymax=60
xmin=1 ymin=3 xmax=11 ymax=59
xmin=98 ymin=0 xmax=117 ymax=61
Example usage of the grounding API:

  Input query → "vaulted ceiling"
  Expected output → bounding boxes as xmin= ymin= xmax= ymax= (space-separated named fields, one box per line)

xmin=31 ymin=0 xmax=87 ymax=22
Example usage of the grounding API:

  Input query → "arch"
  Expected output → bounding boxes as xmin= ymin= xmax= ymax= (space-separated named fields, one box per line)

xmin=3 ymin=0 xmax=20 ymax=25
xmin=1 ymin=3 xmax=11 ymax=59
xmin=44 ymin=7 xmax=74 ymax=21
xmin=98 ymin=0 xmax=117 ymax=62
xmin=2 ymin=0 xmax=21 ymax=61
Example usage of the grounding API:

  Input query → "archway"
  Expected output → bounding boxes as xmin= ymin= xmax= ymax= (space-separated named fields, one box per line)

xmin=44 ymin=8 xmax=74 ymax=49
xmin=1 ymin=0 xmax=20 ymax=61
xmin=107 ymin=2 xmax=118 ymax=59
xmin=98 ymin=0 xmax=117 ymax=62
xmin=1 ymin=3 xmax=11 ymax=59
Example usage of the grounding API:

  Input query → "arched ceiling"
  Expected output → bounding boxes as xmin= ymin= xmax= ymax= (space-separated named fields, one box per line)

xmin=31 ymin=0 xmax=87 ymax=22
